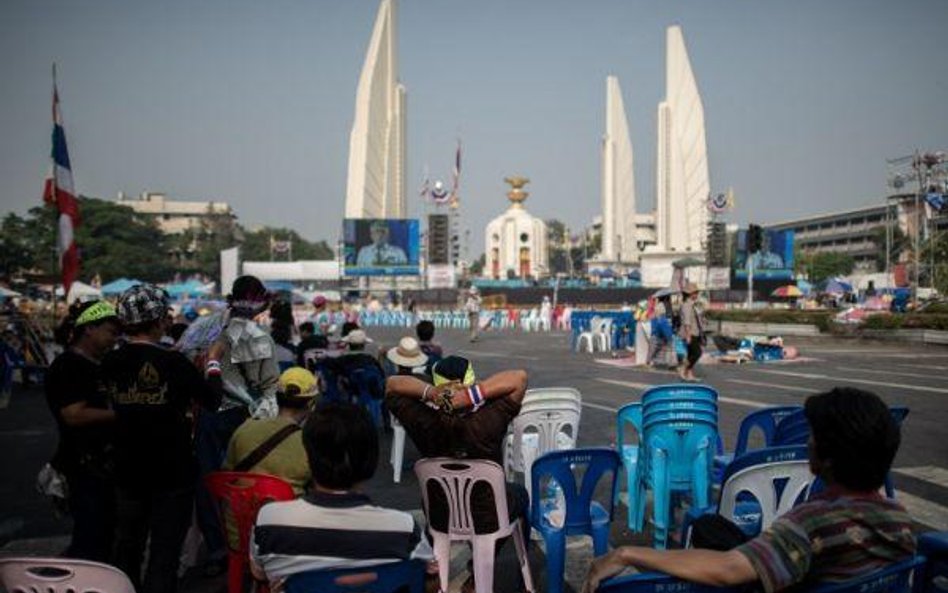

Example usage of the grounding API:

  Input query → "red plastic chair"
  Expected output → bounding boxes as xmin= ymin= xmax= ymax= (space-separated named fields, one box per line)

xmin=205 ymin=471 xmax=296 ymax=593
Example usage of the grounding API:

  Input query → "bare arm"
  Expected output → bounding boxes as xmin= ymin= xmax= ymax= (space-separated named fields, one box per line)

xmin=385 ymin=375 xmax=431 ymax=400
xmin=448 ymin=369 xmax=528 ymax=409
xmin=583 ymin=547 xmax=757 ymax=593
xmin=59 ymin=401 xmax=115 ymax=427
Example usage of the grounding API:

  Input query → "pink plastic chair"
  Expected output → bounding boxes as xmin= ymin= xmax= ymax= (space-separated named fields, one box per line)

xmin=0 ymin=557 xmax=135 ymax=593
xmin=414 ymin=458 xmax=535 ymax=593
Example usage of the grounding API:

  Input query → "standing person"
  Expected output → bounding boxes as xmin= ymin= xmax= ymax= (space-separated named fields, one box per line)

xmin=45 ymin=300 xmax=121 ymax=562
xmin=647 ymin=296 xmax=674 ymax=367
xmin=106 ymin=284 xmax=221 ymax=593
xmin=194 ymin=275 xmax=280 ymax=576
xmin=678 ymin=283 xmax=704 ymax=382
xmin=464 ymin=286 xmax=482 ymax=343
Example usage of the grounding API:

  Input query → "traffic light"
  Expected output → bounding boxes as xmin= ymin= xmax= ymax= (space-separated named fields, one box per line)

xmin=747 ymin=224 xmax=763 ymax=254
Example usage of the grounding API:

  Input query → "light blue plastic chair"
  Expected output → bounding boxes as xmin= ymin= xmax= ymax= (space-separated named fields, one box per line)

xmin=595 ymin=555 xmax=926 ymax=593
xmin=713 ymin=406 xmax=802 ymax=482
xmin=284 ymin=559 xmax=426 ymax=593
xmin=683 ymin=445 xmax=813 ymax=543
xmin=529 ymin=448 xmax=621 ymax=593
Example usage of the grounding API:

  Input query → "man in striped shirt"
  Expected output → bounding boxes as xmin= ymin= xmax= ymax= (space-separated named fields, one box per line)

xmin=250 ymin=403 xmax=433 ymax=586
xmin=583 ymin=387 xmax=916 ymax=593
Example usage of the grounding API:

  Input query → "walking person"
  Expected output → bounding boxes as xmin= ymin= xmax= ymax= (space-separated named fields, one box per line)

xmin=464 ymin=286 xmax=482 ymax=343
xmin=45 ymin=300 xmax=121 ymax=562
xmin=106 ymin=284 xmax=221 ymax=593
xmin=678 ymin=282 xmax=704 ymax=382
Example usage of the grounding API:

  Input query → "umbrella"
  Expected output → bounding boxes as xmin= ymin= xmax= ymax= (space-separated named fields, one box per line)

xmin=652 ymin=287 xmax=680 ymax=298
xmin=822 ymin=278 xmax=854 ymax=295
xmin=771 ymin=285 xmax=803 ymax=298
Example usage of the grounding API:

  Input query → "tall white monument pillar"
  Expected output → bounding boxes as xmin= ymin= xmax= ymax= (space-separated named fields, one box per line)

xmin=641 ymin=25 xmax=711 ymax=287
xmin=601 ymin=76 xmax=638 ymax=264
xmin=345 ymin=0 xmax=407 ymax=219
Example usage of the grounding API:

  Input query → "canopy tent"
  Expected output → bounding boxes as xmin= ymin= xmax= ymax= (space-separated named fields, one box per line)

xmin=56 ymin=281 xmax=102 ymax=304
xmin=652 ymin=287 xmax=680 ymax=299
xmin=0 ymin=286 xmax=21 ymax=298
xmin=164 ymin=280 xmax=215 ymax=299
xmin=100 ymin=277 xmax=143 ymax=296
xmin=242 ymin=260 xmax=340 ymax=282
xmin=796 ymin=279 xmax=814 ymax=295
xmin=263 ymin=280 xmax=296 ymax=293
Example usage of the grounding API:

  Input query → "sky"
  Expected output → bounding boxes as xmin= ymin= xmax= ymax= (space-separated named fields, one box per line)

xmin=2 ymin=0 xmax=947 ymax=256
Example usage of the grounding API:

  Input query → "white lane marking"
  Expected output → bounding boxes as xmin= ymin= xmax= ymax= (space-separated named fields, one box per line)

xmin=596 ymin=378 xmax=655 ymax=390
xmin=835 ymin=367 xmax=927 ymax=379
xmin=804 ymin=349 xmax=905 ymax=354
xmin=895 ymin=490 xmax=948 ymax=532
xmin=749 ymin=369 xmax=948 ymax=395
xmin=582 ymin=401 xmax=619 ymax=413
xmin=725 ymin=379 xmax=808 ymax=394
xmin=894 ymin=466 xmax=948 ymax=489
xmin=456 ymin=350 xmax=539 ymax=361
xmin=594 ymin=379 xmax=771 ymax=409
xmin=894 ymin=363 xmax=948 ymax=371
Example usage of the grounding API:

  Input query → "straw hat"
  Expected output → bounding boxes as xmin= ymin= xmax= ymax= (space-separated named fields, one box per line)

xmin=386 ymin=336 xmax=430 ymax=368
xmin=341 ymin=329 xmax=373 ymax=345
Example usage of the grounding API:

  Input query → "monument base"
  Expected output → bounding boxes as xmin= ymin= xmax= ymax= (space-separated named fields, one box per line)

xmin=640 ymin=250 xmax=707 ymax=288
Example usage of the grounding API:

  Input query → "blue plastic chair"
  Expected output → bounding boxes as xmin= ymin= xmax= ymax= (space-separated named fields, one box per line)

xmin=284 ymin=559 xmax=426 ymax=593
xmin=713 ymin=406 xmax=802 ymax=482
xmin=595 ymin=555 xmax=926 ymax=593
xmin=773 ymin=406 xmax=909 ymax=498
xmin=919 ymin=531 xmax=948 ymax=593
xmin=530 ymin=448 xmax=621 ymax=593
xmin=346 ymin=366 xmax=386 ymax=427
xmin=682 ymin=445 xmax=813 ymax=543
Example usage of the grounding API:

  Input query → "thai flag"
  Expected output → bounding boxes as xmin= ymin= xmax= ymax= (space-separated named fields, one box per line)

xmin=42 ymin=68 xmax=80 ymax=294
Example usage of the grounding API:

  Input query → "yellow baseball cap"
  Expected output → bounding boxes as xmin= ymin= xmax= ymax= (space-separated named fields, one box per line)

xmin=278 ymin=367 xmax=319 ymax=398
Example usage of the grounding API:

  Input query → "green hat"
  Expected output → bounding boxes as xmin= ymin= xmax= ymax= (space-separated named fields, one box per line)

xmin=75 ymin=301 xmax=118 ymax=327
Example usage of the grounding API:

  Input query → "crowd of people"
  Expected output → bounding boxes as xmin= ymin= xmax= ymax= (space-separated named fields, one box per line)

xmin=38 ymin=274 xmax=919 ymax=593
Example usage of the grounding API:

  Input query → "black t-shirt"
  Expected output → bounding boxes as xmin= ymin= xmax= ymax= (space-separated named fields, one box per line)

xmin=103 ymin=342 xmax=220 ymax=491
xmin=44 ymin=350 xmax=114 ymax=475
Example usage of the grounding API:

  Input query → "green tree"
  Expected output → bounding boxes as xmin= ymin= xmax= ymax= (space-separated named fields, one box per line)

xmin=468 ymin=253 xmax=486 ymax=276
xmin=869 ymin=225 xmax=909 ymax=272
xmin=0 ymin=213 xmax=35 ymax=279
xmin=921 ymin=230 xmax=948 ymax=295
xmin=239 ymin=227 xmax=333 ymax=262
xmin=800 ymin=252 xmax=855 ymax=282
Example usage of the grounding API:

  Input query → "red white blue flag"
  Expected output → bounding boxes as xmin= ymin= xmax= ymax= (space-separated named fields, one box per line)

xmin=42 ymin=66 xmax=80 ymax=294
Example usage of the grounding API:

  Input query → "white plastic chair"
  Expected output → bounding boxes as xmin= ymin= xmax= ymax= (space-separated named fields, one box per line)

xmin=415 ymin=458 xmax=535 ymax=593
xmin=717 ymin=448 xmax=813 ymax=534
xmin=0 ymin=557 xmax=135 ymax=593
xmin=390 ymin=413 xmax=407 ymax=483
xmin=575 ymin=316 xmax=602 ymax=352
xmin=504 ymin=388 xmax=583 ymax=480
xmin=510 ymin=406 xmax=580 ymax=502
xmin=594 ymin=318 xmax=614 ymax=351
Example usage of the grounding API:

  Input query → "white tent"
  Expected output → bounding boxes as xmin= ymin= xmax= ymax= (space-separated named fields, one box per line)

xmin=56 ymin=281 xmax=103 ymax=304
xmin=241 ymin=260 xmax=340 ymax=282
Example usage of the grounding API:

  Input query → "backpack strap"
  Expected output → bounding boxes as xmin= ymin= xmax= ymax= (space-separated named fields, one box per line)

xmin=234 ymin=423 xmax=300 ymax=472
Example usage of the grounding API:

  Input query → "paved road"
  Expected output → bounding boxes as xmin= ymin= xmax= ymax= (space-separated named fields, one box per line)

xmin=2 ymin=329 xmax=946 ymax=592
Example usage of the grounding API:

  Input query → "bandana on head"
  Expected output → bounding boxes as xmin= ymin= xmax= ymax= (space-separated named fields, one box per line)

xmin=75 ymin=301 xmax=118 ymax=327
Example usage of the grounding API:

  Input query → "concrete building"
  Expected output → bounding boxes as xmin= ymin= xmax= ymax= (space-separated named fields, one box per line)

xmin=599 ymin=76 xmax=638 ymax=264
xmin=484 ymin=177 xmax=549 ymax=280
xmin=641 ymin=26 xmax=711 ymax=287
xmin=115 ymin=191 xmax=235 ymax=235
xmin=345 ymin=0 xmax=407 ymax=219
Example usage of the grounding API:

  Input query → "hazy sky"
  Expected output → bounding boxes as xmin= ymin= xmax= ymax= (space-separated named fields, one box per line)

xmin=2 ymin=0 xmax=947 ymax=255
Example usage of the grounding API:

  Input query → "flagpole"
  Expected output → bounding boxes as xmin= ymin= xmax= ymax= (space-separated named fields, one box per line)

xmin=49 ymin=63 xmax=61 ymax=327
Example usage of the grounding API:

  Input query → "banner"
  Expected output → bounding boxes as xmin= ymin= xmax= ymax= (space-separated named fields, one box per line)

xmin=343 ymin=219 xmax=420 ymax=276
xmin=706 ymin=267 xmax=731 ymax=290
xmin=734 ymin=229 xmax=795 ymax=281
xmin=427 ymin=264 xmax=456 ymax=289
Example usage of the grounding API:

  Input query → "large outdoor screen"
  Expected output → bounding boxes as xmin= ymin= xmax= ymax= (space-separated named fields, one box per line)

xmin=343 ymin=218 xmax=420 ymax=276
xmin=734 ymin=229 xmax=795 ymax=281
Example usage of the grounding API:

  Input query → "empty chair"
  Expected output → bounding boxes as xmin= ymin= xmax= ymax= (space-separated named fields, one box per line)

xmin=204 ymin=472 xmax=296 ymax=593
xmin=683 ymin=445 xmax=813 ymax=543
xmin=504 ymin=388 xmax=582 ymax=480
xmin=712 ymin=406 xmax=802 ymax=482
xmin=414 ymin=458 xmax=534 ymax=593
xmin=0 ymin=558 xmax=135 ymax=593
xmin=510 ymin=406 xmax=581 ymax=502
xmin=284 ymin=559 xmax=426 ymax=593
xmin=390 ymin=414 xmax=407 ymax=483
xmin=530 ymin=448 xmax=621 ymax=593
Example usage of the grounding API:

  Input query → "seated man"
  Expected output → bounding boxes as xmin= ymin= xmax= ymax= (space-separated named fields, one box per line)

xmin=384 ymin=336 xmax=431 ymax=380
xmin=386 ymin=356 xmax=530 ymax=589
xmin=583 ymin=387 xmax=916 ymax=593
xmin=250 ymin=402 xmax=433 ymax=585
xmin=224 ymin=367 xmax=318 ymax=495
xmin=296 ymin=322 xmax=328 ymax=370
xmin=415 ymin=321 xmax=443 ymax=375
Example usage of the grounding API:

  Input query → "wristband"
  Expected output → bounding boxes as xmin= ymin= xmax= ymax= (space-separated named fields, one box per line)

xmin=422 ymin=384 xmax=432 ymax=402
xmin=205 ymin=359 xmax=222 ymax=378
xmin=466 ymin=384 xmax=484 ymax=411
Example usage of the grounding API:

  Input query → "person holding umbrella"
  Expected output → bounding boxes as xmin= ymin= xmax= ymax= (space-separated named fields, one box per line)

xmin=678 ymin=282 xmax=704 ymax=382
